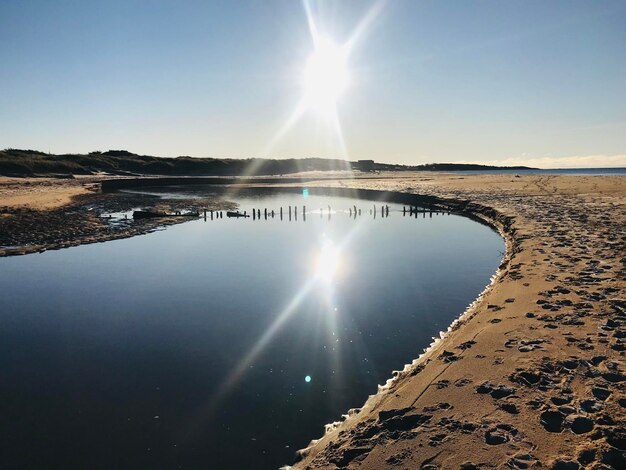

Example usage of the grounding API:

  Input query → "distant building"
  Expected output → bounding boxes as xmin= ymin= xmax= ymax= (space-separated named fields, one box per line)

xmin=355 ymin=159 xmax=376 ymax=172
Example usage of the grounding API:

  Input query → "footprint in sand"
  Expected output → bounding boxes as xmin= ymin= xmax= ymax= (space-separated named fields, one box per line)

xmin=540 ymin=410 xmax=565 ymax=433
xmin=507 ymin=452 xmax=539 ymax=469
xmin=485 ymin=423 xmax=518 ymax=445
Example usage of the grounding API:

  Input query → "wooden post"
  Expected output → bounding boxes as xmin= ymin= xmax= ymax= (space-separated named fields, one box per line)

xmin=403 ymin=206 xmax=406 ymax=215
xmin=253 ymin=209 xmax=256 ymax=220
xmin=280 ymin=207 xmax=283 ymax=220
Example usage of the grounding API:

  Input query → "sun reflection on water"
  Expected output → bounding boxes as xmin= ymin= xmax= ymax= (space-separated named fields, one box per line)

xmin=315 ymin=239 xmax=341 ymax=282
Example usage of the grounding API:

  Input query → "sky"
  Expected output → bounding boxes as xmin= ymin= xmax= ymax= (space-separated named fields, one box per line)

xmin=1 ymin=0 xmax=625 ymax=168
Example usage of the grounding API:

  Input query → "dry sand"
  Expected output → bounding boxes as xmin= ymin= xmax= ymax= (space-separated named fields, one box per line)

xmin=0 ymin=176 xmax=99 ymax=210
xmin=1 ymin=173 xmax=625 ymax=468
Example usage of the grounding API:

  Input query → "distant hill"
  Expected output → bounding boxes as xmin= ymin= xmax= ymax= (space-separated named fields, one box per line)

xmin=0 ymin=149 xmax=535 ymax=177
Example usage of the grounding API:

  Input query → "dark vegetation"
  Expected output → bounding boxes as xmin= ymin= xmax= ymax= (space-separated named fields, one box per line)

xmin=0 ymin=149 xmax=534 ymax=177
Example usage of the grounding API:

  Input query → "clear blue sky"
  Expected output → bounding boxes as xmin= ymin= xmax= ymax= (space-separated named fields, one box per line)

xmin=1 ymin=0 xmax=625 ymax=167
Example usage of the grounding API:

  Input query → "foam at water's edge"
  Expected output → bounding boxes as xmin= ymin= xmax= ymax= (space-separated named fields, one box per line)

xmin=281 ymin=195 xmax=515 ymax=470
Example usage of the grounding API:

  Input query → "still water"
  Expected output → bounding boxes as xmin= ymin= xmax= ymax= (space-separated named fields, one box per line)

xmin=0 ymin=190 xmax=503 ymax=469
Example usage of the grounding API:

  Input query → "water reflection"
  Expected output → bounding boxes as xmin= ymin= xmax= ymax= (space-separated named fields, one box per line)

xmin=0 ymin=190 xmax=503 ymax=470
xmin=315 ymin=238 xmax=341 ymax=283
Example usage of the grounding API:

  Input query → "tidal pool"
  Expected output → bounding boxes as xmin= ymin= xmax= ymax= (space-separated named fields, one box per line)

xmin=0 ymin=189 xmax=503 ymax=469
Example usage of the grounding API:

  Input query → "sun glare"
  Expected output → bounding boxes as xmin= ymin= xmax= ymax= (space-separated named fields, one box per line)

xmin=303 ymin=38 xmax=349 ymax=115
xmin=315 ymin=239 xmax=341 ymax=282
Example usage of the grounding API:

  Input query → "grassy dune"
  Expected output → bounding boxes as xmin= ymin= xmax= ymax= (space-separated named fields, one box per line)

xmin=0 ymin=149 xmax=533 ymax=177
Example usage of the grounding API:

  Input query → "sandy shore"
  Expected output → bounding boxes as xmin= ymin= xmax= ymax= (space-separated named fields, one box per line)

xmin=0 ymin=176 xmax=233 ymax=256
xmin=1 ymin=173 xmax=624 ymax=468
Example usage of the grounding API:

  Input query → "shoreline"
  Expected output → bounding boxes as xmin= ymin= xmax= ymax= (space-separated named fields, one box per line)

xmin=285 ymin=175 xmax=625 ymax=469
xmin=1 ymin=174 xmax=624 ymax=468
xmin=0 ymin=178 xmax=236 ymax=257
xmin=285 ymin=188 xmax=518 ymax=468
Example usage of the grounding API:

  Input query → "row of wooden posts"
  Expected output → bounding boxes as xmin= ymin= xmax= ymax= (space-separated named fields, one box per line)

xmin=203 ymin=211 xmax=224 ymax=220
xmin=200 ymin=205 xmax=450 ymax=221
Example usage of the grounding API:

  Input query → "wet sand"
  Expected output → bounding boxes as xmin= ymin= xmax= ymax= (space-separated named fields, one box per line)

xmin=0 ymin=176 xmax=233 ymax=256
xmin=1 ymin=173 xmax=625 ymax=468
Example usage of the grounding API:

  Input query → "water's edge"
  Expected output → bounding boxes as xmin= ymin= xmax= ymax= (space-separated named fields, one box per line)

xmin=276 ymin=187 xmax=514 ymax=468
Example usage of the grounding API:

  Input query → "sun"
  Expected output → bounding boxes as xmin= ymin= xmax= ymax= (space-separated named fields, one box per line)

xmin=302 ymin=37 xmax=349 ymax=115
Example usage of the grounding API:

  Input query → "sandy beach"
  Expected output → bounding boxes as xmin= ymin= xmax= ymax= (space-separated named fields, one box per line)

xmin=1 ymin=173 xmax=624 ymax=468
